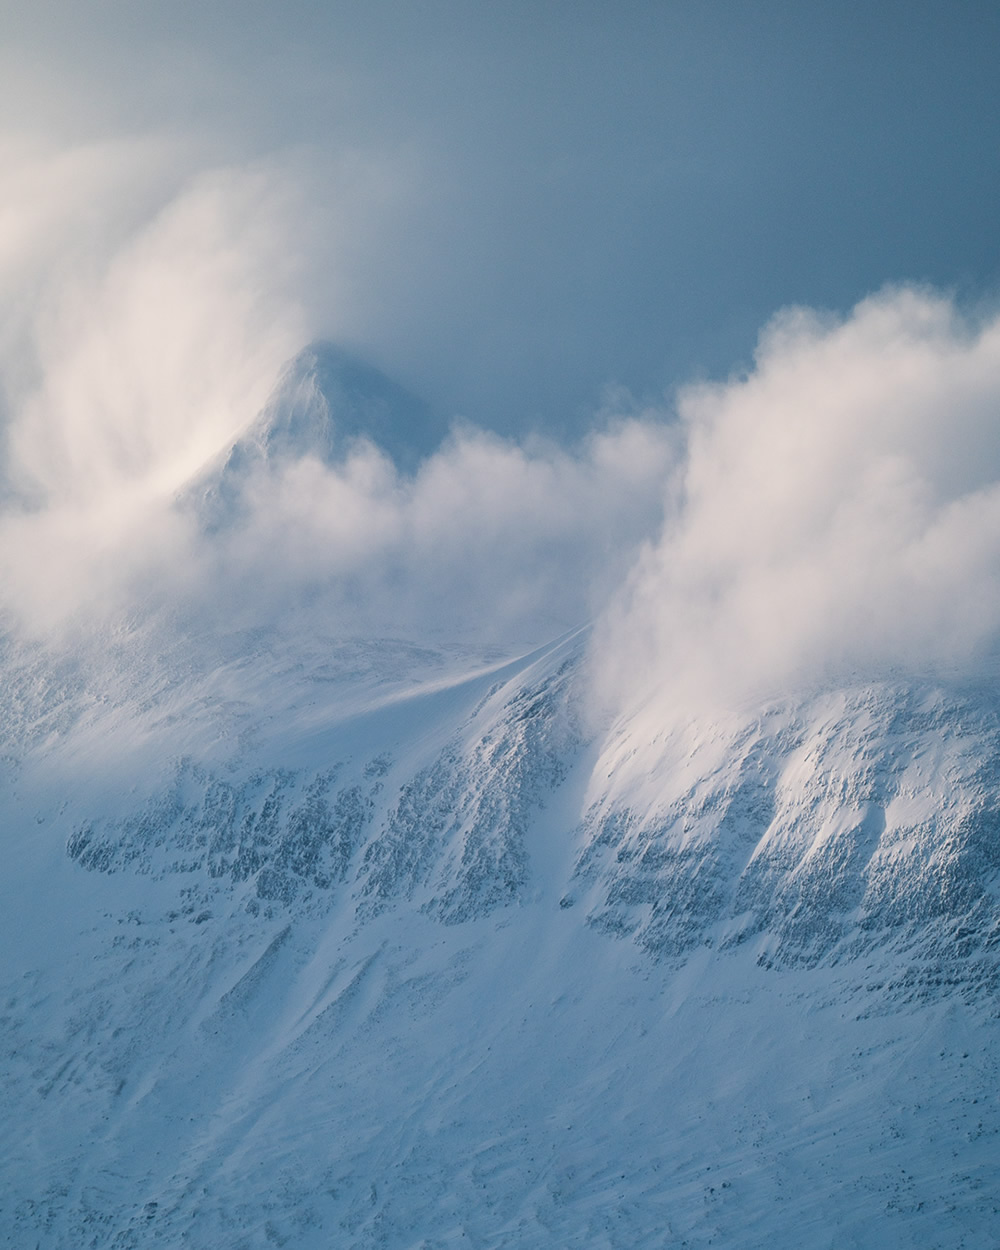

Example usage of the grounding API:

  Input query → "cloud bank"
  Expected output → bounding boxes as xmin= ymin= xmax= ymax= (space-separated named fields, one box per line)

xmin=4 ymin=137 xmax=1000 ymax=724
xmin=596 ymin=287 xmax=1000 ymax=720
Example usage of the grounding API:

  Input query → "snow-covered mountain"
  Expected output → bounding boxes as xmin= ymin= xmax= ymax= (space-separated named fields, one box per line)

xmin=185 ymin=342 xmax=447 ymax=531
xmin=3 ymin=350 xmax=1000 ymax=1249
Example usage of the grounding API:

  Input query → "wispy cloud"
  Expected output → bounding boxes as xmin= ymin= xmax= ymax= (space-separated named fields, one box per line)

xmin=0 ymin=138 xmax=675 ymax=644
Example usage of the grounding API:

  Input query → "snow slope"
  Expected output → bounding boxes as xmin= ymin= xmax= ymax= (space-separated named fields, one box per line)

xmin=2 ymin=620 xmax=999 ymax=1249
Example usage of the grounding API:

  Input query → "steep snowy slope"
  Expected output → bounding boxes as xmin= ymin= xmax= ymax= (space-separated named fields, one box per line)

xmin=575 ymin=679 xmax=1000 ymax=985
xmin=2 ymin=621 xmax=999 ymax=1249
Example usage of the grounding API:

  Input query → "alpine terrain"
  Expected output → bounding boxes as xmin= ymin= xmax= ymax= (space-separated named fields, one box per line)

xmin=2 ymin=346 xmax=999 ymax=1250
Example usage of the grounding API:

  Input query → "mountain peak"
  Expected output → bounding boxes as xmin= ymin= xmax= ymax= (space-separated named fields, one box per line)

xmin=183 ymin=342 xmax=446 ymax=529
xmin=257 ymin=342 xmax=444 ymax=472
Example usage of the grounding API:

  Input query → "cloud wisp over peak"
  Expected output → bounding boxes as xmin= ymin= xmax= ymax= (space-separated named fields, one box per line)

xmin=3 ymin=8 xmax=1000 ymax=719
xmin=8 ymin=235 xmax=1000 ymax=743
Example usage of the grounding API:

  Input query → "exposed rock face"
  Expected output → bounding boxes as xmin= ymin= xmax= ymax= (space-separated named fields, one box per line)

xmin=63 ymin=634 xmax=1000 ymax=995
xmin=68 ymin=764 xmax=375 ymax=905
xmin=66 ymin=650 xmax=581 ymax=929
xmin=574 ymin=682 xmax=1000 ymax=992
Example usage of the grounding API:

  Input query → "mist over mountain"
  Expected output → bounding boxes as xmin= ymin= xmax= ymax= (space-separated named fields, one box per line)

xmin=6 ymin=6 xmax=1000 ymax=1243
xmin=3 ymin=288 xmax=1000 ymax=1246
xmin=187 ymin=341 xmax=448 ymax=532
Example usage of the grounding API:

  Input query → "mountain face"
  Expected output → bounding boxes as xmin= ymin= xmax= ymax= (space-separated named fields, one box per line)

xmin=576 ymin=681 xmax=1000 ymax=984
xmin=3 ymin=350 xmax=1000 ymax=1249
xmin=3 ymin=625 xmax=999 ymax=1249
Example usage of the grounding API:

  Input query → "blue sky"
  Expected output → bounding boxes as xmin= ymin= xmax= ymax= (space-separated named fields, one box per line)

xmin=3 ymin=1 xmax=998 ymax=432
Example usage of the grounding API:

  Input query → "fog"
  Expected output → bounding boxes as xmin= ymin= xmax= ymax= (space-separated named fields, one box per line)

xmin=0 ymin=146 xmax=676 ymax=643
xmin=3 ymin=5 xmax=1000 ymax=715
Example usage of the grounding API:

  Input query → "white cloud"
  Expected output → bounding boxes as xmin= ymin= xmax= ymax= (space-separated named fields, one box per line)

xmin=0 ymin=134 xmax=675 ymax=646
xmin=594 ymin=287 xmax=1000 ymax=722
xmin=0 ymin=413 xmax=676 ymax=649
xmin=0 ymin=124 xmax=452 ymax=630
xmin=5 ymin=123 xmax=1000 ymax=716
xmin=0 ymin=142 xmax=315 ymax=499
xmin=225 ymin=419 xmax=675 ymax=641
